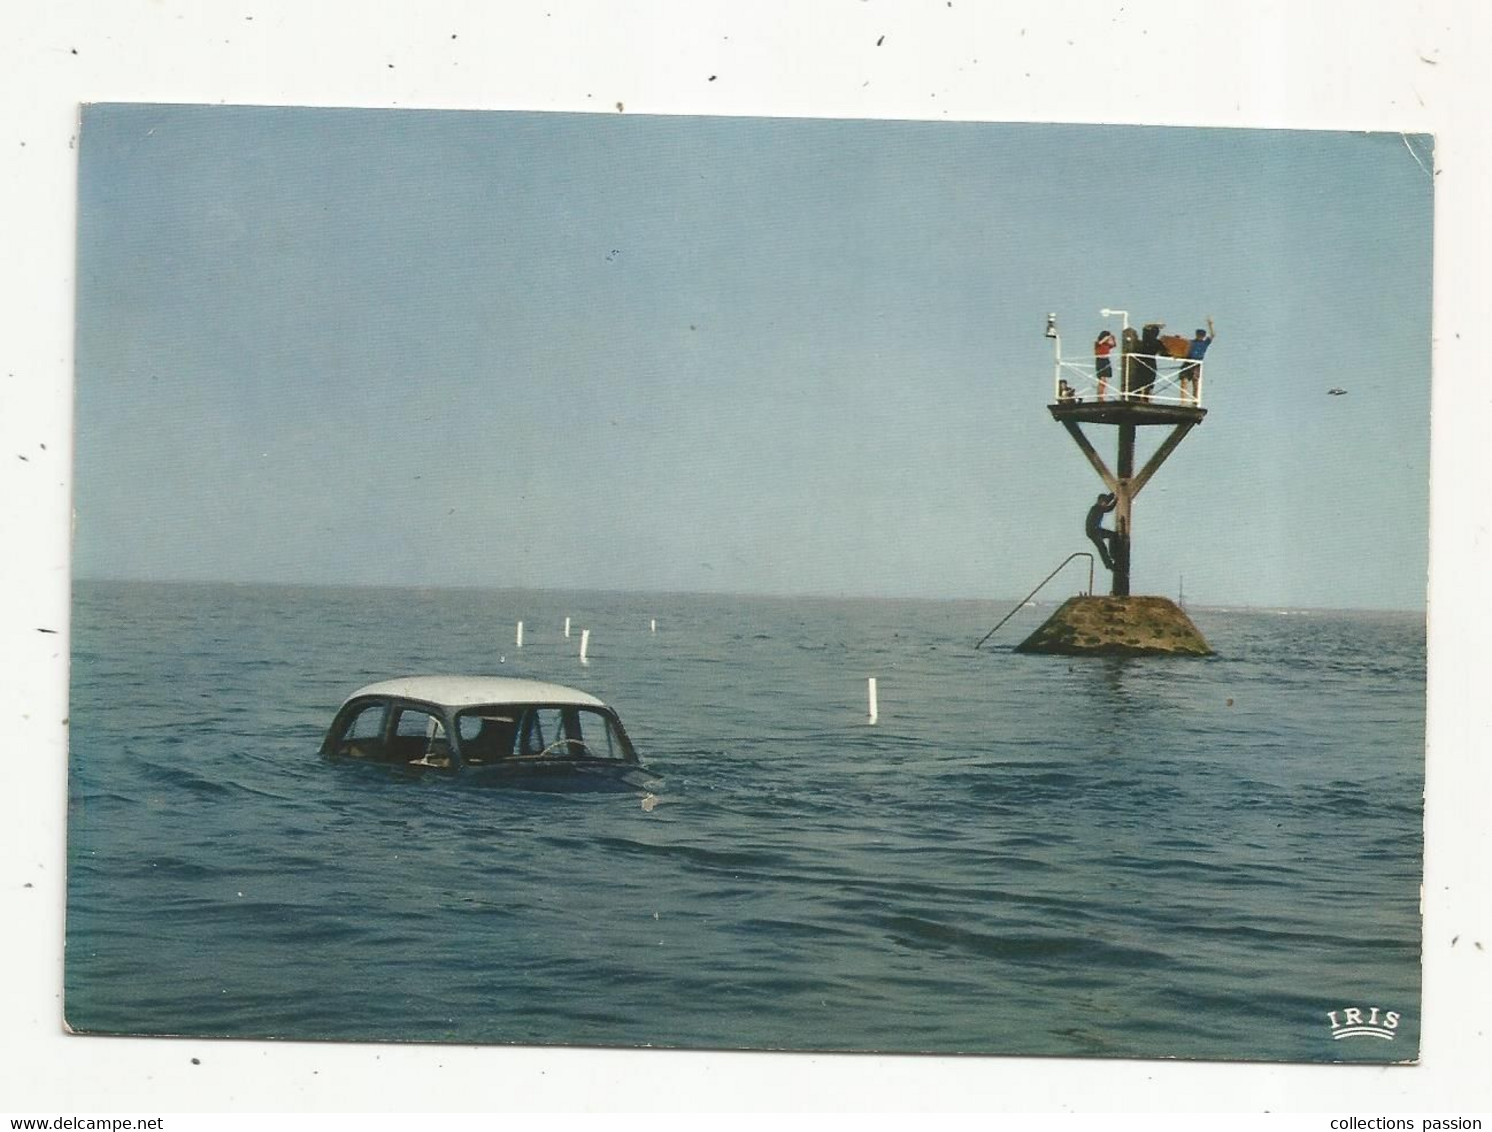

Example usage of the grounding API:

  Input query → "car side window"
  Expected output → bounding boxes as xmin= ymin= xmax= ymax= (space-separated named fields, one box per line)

xmin=456 ymin=710 xmax=517 ymax=764
xmin=391 ymin=707 xmax=451 ymax=766
xmin=393 ymin=708 xmax=443 ymax=739
xmin=337 ymin=701 xmax=386 ymax=756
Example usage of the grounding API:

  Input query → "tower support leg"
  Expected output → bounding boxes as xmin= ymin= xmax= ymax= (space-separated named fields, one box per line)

xmin=1055 ymin=411 xmax=1200 ymax=600
xmin=1113 ymin=424 xmax=1136 ymax=596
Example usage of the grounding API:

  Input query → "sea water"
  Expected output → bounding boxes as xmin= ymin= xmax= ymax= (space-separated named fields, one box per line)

xmin=65 ymin=581 xmax=1424 ymax=1061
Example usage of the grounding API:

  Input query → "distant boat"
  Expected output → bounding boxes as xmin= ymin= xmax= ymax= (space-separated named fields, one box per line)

xmin=1327 ymin=387 xmax=1348 ymax=396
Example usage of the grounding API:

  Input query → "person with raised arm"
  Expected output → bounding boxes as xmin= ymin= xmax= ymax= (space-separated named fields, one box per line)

xmin=1180 ymin=317 xmax=1215 ymax=404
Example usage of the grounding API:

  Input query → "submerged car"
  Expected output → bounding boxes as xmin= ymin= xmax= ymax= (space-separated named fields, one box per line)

xmin=321 ymin=675 xmax=649 ymax=787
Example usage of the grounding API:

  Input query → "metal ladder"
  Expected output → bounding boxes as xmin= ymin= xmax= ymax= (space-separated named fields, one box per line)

xmin=975 ymin=552 xmax=1095 ymax=649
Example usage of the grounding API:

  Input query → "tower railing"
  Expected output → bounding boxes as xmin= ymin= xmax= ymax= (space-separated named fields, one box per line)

xmin=1052 ymin=356 xmax=1205 ymax=409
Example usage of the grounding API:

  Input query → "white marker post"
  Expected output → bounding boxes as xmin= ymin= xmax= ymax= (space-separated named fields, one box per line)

xmin=580 ymin=628 xmax=590 ymax=665
xmin=867 ymin=677 xmax=879 ymax=725
xmin=516 ymin=621 xmax=524 ymax=648
xmin=650 ymin=619 xmax=656 ymax=633
xmin=564 ymin=616 xmax=571 ymax=638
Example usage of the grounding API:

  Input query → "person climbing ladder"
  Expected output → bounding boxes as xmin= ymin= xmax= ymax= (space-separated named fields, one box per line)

xmin=1085 ymin=492 xmax=1119 ymax=572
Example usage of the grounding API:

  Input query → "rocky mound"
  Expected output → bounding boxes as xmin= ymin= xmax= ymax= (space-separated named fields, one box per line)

xmin=1014 ymin=595 xmax=1212 ymax=657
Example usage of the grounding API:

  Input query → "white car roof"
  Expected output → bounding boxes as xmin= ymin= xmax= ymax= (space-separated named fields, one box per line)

xmin=343 ymin=675 xmax=607 ymax=711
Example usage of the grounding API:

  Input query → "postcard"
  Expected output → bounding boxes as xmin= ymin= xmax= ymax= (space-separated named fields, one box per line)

xmin=65 ymin=103 xmax=1430 ymax=1066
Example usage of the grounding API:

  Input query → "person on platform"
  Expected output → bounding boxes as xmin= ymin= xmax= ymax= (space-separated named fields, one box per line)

xmin=1136 ymin=323 xmax=1165 ymax=402
xmin=1094 ymin=329 xmax=1117 ymax=400
xmin=1180 ymin=317 xmax=1215 ymax=404
xmin=1120 ymin=327 xmax=1141 ymax=399
xmin=1085 ymin=492 xmax=1119 ymax=572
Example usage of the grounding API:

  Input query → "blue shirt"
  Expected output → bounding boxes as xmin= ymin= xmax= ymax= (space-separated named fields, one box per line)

xmin=1187 ymin=336 xmax=1212 ymax=360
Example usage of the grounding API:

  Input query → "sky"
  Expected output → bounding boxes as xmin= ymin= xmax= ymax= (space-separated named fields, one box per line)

xmin=73 ymin=104 xmax=1433 ymax=610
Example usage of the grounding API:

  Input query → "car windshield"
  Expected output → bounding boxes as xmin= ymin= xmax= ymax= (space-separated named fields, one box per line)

xmin=455 ymin=704 xmax=630 ymax=763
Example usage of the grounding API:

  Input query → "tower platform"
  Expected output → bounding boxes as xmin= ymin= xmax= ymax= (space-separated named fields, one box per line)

xmin=1048 ymin=400 xmax=1207 ymax=427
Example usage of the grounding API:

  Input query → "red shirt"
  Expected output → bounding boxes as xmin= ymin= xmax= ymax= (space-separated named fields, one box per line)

xmin=1094 ymin=333 xmax=1116 ymax=357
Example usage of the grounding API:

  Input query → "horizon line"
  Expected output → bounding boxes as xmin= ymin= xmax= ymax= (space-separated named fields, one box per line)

xmin=71 ymin=574 xmax=1428 ymax=617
